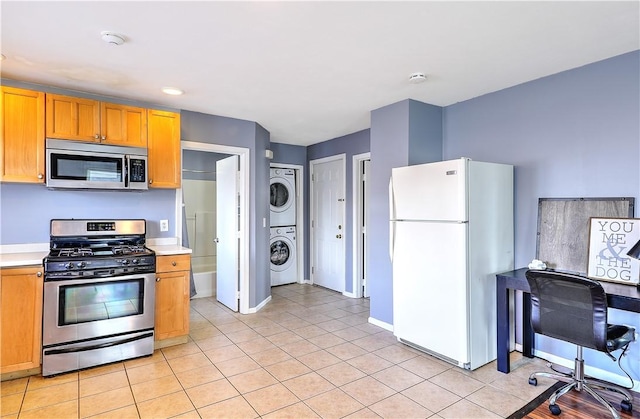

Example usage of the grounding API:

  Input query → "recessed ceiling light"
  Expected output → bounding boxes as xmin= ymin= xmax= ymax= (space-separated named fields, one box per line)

xmin=162 ymin=87 xmax=184 ymax=96
xmin=101 ymin=31 xmax=125 ymax=46
xmin=408 ymin=72 xmax=427 ymax=84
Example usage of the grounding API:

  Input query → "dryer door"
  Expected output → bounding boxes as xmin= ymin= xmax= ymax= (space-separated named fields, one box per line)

xmin=270 ymin=176 xmax=293 ymax=214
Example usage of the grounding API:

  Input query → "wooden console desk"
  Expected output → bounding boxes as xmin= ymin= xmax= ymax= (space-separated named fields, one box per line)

xmin=496 ymin=267 xmax=640 ymax=373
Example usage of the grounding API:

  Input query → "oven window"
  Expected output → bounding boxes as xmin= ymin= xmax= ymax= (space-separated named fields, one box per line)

xmin=59 ymin=278 xmax=144 ymax=325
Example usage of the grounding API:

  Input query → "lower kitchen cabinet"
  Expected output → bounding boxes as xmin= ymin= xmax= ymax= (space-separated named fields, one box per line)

xmin=155 ymin=255 xmax=190 ymax=347
xmin=1 ymin=266 xmax=43 ymax=378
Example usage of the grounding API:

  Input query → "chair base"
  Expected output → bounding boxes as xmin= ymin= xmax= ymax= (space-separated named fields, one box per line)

xmin=528 ymin=349 xmax=633 ymax=419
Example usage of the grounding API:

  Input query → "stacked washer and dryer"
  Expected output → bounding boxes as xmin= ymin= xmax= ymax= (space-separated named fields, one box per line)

xmin=270 ymin=168 xmax=298 ymax=286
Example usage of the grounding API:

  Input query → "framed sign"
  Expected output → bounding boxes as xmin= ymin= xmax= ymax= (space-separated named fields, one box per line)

xmin=587 ymin=217 xmax=640 ymax=285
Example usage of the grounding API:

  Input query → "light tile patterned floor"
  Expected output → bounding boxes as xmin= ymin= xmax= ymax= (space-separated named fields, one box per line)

xmin=1 ymin=283 xmax=555 ymax=418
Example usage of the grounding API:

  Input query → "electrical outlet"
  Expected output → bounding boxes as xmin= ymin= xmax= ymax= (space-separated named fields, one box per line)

xmin=160 ymin=219 xmax=169 ymax=232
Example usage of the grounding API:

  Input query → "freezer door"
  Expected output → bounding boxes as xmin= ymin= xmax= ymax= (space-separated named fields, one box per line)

xmin=392 ymin=221 xmax=469 ymax=366
xmin=391 ymin=159 xmax=467 ymax=222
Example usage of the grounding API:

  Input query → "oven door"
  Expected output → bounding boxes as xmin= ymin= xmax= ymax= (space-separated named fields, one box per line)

xmin=43 ymin=272 xmax=155 ymax=347
xmin=42 ymin=272 xmax=155 ymax=376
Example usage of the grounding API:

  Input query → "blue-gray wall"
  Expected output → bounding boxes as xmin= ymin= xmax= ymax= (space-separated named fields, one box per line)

xmin=442 ymin=50 xmax=639 ymax=378
xmin=271 ymin=143 xmax=307 ymax=166
xmin=307 ymin=129 xmax=370 ymax=291
xmin=368 ymin=100 xmax=443 ymax=323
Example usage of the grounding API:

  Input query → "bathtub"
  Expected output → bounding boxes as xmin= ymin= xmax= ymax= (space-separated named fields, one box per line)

xmin=192 ymin=259 xmax=216 ymax=299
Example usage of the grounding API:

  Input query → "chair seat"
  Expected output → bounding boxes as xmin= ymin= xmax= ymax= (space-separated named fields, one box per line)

xmin=607 ymin=325 xmax=635 ymax=351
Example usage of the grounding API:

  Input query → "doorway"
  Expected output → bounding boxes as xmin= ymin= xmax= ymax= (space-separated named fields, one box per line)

xmin=270 ymin=163 xmax=304 ymax=286
xmin=310 ymin=154 xmax=346 ymax=293
xmin=177 ymin=141 xmax=250 ymax=314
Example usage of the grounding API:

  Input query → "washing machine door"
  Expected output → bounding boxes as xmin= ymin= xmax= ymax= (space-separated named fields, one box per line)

xmin=270 ymin=236 xmax=293 ymax=272
xmin=270 ymin=174 xmax=293 ymax=214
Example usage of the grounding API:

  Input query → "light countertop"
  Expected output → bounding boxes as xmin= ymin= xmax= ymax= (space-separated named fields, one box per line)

xmin=147 ymin=244 xmax=192 ymax=256
xmin=0 ymin=239 xmax=191 ymax=268
xmin=0 ymin=251 xmax=48 ymax=268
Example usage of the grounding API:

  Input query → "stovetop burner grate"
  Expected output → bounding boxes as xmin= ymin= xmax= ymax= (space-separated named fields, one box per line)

xmin=57 ymin=248 xmax=94 ymax=257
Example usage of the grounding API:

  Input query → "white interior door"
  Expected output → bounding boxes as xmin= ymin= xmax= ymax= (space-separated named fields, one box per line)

xmin=216 ymin=155 xmax=239 ymax=311
xmin=311 ymin=155 xmax=345 ymax=292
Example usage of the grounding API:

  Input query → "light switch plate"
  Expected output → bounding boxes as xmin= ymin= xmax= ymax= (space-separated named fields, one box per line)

xmin=160 ymin=219 xmax=169 ymax=232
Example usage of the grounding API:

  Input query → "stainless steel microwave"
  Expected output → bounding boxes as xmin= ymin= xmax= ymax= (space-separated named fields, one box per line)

xmin=46 ymin=139 xmax=148 ymax=190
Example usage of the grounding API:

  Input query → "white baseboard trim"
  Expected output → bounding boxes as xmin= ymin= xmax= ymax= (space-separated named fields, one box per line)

xmin=342 ymin=291 xmax=357 ymax=298
xmin=300 ymin=279 xmax=312 ymax=284
xmin=368 ymin=317 xmax=393 ymax=332
xmin=248 ymin=295 xmax=271 ymax=313
xmin=526 ymin=348 xmax=640 ymax=392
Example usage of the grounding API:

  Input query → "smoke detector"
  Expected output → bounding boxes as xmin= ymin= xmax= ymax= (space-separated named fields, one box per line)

xmin=408 ymin=72 xmax=427 ymax=84
xmin=101 ymin=31 xmax=125 ymax=46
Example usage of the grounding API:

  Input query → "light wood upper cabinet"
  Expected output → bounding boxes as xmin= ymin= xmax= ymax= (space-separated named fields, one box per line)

xmin=0 ymin=87 xmax=46 ymax=183
xmin=101 ymin=102 xmax=147 ymax=147
xmin=0 ymin=266 xmax=44 ymax=375
xmin=46 ymin=94 xmax=147 ymax=147
xmin=155 ymin=255 xmax=190 ymax=341
xmin=46 ymin=94 xmax=100 ymax=142
xmin=148 ymin=109 xmax=181 ymax=188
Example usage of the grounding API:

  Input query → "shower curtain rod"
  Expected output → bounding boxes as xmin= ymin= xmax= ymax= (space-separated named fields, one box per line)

xmin=182 ymin=168 xmax=216 ymax=174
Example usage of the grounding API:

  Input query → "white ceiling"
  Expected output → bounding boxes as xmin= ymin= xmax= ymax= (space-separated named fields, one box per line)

xmin=1 ymin=1 xmax=638 ymax=146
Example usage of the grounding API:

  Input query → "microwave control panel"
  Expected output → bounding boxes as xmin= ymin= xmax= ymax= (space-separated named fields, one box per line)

xmin=129 ymin=158 xmax=146 ymax=182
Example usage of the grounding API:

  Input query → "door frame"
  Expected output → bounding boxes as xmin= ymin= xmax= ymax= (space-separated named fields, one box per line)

xmin=309 ymin=153 xmax=346 ymax=292
xmin=177 ymin=140 xmax=250 ymax=314
xmin=270 ymin=163 xmax=304 ymax=284
xmin=352 ymin=152 xmax=370 ymax=298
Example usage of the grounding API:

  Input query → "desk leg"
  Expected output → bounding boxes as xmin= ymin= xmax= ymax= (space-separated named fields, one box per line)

xmin=496 ymin=280 xmax=510 ymax=373
xmin=523 ymin=292 xmax=534 ymax=358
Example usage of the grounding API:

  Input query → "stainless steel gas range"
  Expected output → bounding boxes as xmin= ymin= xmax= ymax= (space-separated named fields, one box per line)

xmin=42 ymin=219 xmax=156 ymax=377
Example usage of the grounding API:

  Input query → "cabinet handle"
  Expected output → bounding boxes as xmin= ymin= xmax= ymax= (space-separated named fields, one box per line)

xmin=37 ymin=271 xmax=42 ymax=277
xmin=149 ymin=179 xmax=153 ymax=184
xmin=156 ymin=278 xmax=161 ymax=282
xmin=172 ymin=261 xmax=177 ymax=266
xmin=101 ymin=135 xmax=106 ymax=141
xmin=37 ymin=173 xmax=43 ymax=179
xmin=94 ymin=134 xmax=100 ymax=139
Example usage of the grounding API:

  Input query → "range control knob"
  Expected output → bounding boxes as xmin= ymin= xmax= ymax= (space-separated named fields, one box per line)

xmin=64 ymin=262 xmax=75 ymax=270
xmin=121 ymin=259 xmax=130 ymax=265
xmin=76 ymin=262 xmax=86 ymax=269
xmin=132 ymin=259 xmax=139 ymax=265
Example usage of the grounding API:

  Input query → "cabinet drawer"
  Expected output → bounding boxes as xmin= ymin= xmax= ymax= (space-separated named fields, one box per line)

xmin=156 ymin=254 xmax=191 ymax=272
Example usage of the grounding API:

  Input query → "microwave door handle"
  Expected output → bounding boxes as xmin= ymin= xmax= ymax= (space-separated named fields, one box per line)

xmin=124 ymin=156 xmax=129 ymax=188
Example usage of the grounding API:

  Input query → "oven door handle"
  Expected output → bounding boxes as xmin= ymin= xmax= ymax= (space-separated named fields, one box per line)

xmin=43 ymin=332 xmax=154 ymax=355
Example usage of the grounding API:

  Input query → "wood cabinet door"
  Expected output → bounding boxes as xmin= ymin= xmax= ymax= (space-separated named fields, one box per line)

xmin=46 ymin=94 xmax=100 ymax=142
xmin=101 ymin=102 xmax=148 ymax=147
xmin=148 ymin=109 xmax=180 ymax=188
xmin=0 ymin=87 xmax=45 ymax=183
xmin=155 ymin=271 xmax=189 ymax=340
xmin=0 ymin=266 xmax=43 ymax=374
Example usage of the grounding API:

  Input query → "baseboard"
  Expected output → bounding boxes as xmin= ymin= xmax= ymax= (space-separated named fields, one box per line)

xmin=248 ymin=295 xmax=272 ymax=313
xmin=342 ymin=290 xmax=357 ymax=298
xmin=368 ymin=316 xmax=393 ymax=332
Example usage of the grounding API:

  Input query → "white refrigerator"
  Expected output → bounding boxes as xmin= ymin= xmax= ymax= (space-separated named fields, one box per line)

xmin=390 ymin=157 xmax=513 ymax=370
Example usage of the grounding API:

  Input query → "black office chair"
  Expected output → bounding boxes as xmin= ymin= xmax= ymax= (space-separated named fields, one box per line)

xmin=525 ymin=270 xmax=635 ymax=418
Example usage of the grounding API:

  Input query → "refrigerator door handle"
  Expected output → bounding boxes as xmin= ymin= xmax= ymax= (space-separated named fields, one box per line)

xmin=389 ymin=177 xmax=395 ymax=262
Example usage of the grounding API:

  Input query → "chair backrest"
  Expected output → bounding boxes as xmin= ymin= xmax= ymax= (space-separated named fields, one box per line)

xmin=525 ymin=270 xmax=609 ymax=353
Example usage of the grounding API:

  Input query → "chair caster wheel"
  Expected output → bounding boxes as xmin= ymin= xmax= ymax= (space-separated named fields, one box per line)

xmin=621 ymin=400 xmax=632 ymax=412
xmin=528 ymin=377 xmax=537 ymax=386
xmin=549 ymin=404 xmax=561 ymax=415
